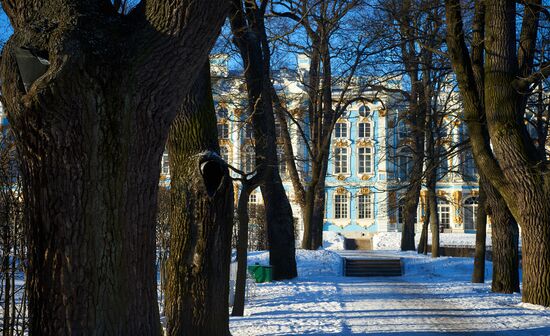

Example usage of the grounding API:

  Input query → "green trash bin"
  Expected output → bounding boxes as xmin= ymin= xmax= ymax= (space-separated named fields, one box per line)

xmin=247 ymin=264 xmax=273 ymax=283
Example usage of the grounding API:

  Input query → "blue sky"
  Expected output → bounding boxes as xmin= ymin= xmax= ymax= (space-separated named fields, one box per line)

xmin=0 ymin=7 xmax=13 ymax=46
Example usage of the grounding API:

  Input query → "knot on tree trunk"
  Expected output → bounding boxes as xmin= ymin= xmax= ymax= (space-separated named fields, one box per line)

xmin=199 ymin=151 xmax=227 ymax=197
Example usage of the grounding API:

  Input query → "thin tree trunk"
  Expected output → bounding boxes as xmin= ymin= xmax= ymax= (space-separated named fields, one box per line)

xmin=418 ymin=206 xmax=430 ymax=255
xmin=427 ymin=179 xmax=439 ymax=258
xmin=230 ymin=0 xmax=297 ymax=280
xmin=165 ymin=63 xmax=233 ymax=336
xmin=232 ymin=183 xmax=253 ymax=317
xmin=472 ymin=180 xmax=487 ymax=283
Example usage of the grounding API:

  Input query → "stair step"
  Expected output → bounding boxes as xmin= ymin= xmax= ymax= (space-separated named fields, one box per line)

xmin=343 ymin=258 xmax=403 ymax=277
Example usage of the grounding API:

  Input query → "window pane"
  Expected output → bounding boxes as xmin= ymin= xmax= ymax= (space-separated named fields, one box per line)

xmin=358 ymin=194 xmax=372 ymax=219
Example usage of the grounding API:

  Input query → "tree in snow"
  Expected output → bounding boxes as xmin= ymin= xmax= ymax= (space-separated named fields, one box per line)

xmin=446 ymin=0 xmax=549 ymax=304
xmin=0 ymin=0 xmax=227 ymax=333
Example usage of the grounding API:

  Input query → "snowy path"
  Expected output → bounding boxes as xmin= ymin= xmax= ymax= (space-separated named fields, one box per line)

xmin=230 ymin=251 xmax=550 ymax=335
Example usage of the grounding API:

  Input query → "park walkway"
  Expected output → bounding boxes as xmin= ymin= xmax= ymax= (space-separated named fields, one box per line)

xmin=230 ymin=251 xmax=550 ymax=335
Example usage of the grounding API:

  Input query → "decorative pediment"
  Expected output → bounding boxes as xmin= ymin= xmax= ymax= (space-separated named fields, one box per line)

xmin=334 ymin=139 xmax=350 ymax=148
xmin=357 ymin=139 xmax=373 ymax=148
xmin=335 ymin=186 xmax=347 ymax=194
xmin=358 ymin=187 xmax=371 ymax=195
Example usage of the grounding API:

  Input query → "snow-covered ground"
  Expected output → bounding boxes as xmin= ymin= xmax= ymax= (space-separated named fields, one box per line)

xmin=230 ymin=250 xmax=550 ymax=335
xmin=372 ymin=232 xmax=493 ymax=250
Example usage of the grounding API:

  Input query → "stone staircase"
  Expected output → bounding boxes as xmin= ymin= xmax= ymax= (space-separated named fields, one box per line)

xmin=343 ymin=258 xmax=403 ymax=277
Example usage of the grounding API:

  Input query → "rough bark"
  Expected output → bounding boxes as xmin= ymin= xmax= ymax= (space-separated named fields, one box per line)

xmin=165 ymin=63 xmax=233 ymax=336
xmin=0 ymin=1 xmax=227 ymax=333
xmin=472 ymin=180 xmax=487 ymax=283
xmin=230 ymin=0 xmax=297 ymax=280
xmin=446 ymin=0 xmax=550 ymax=305
xmin=485 ymin=179 xmax=520 ymax=293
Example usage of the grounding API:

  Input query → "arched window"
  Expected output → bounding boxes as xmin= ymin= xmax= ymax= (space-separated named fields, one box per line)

xmin=242 ymin=146 xmax=255 ymax=173
xmin=463 ymin=197 xmax=478 ymax=231
xmin=437 ymin=198 xmax=451 ymax=230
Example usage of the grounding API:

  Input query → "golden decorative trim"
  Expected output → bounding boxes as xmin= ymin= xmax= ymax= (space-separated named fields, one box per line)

xmin=378 ymin=109 xmax=387 ymax=117
xmin=471 ymin=190 xmax=479 ymax=197
xmin=219 ymin=139 xmax=231 ymax=146
xmin=360 ymin=174 xmax=372 ymax=181
xmin=337 ymin=117 xmax=347 ymax=123
xmin=437 ymin=190 xmax=447 ymax=197
xmin=218 ymin=118 xmax=229 ymax=124
xmin=233 ymin=108 xmax=243 ymax=117
xmin=357 ymin=139 xmax=373 ymax=147
xmin=453 ymin=190 xmax=462 ymax=205
xmin=337 ymin=174 xmax=347 ymax=181
xmin=334 ymin=139 xmax=349 ymax=148
xmin=358 ymin=187 xmax=371 ymax=195
xmin=335 ymin=186 xmax=347 ymax=194
xmin=244 ymin=139 xmax=255 ymax=146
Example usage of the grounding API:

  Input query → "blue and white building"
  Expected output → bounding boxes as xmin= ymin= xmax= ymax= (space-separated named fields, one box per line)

xmin=159 ymin=55 xmax=482 ymax=240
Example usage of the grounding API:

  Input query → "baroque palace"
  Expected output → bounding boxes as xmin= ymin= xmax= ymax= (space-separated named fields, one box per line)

xmin=160 ymin=54 xmax=482 ymax=240
xmin=0 ymin=57 xmax=481 ymax=240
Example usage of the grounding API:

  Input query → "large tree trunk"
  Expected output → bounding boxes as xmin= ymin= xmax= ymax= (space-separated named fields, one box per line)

xmin=485 ymin=181 xmax=520 ymax=293
xmin=165 ymin=63 xmax=233 ymax=336
xmin=0 ymin=2 xmax=227 ymax=333
xmin=472 ymin=180 xmax=487 ymax=283
xmin=230 ymin=0 xmax=297 ymax=280
xmin=446 ymin=0 xmax=550 ymax=306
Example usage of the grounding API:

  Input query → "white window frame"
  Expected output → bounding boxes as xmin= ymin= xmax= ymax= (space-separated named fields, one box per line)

xmin=358 ymin=121 xmax=371 ymax=139
xmin=334 ymin=122 xmax=348 ymax=139
xmin=438 ymin=199 xmax=451 ymax=229
xmin=357 ymin=147 xmax=373 ymax=174
xmin=357 ymin=193 xmax=373 ymax=220
xmin=334 ymin=193 xmax=349 ymax=219
xmin=334 ymin=147 xmax=349 ymax=174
